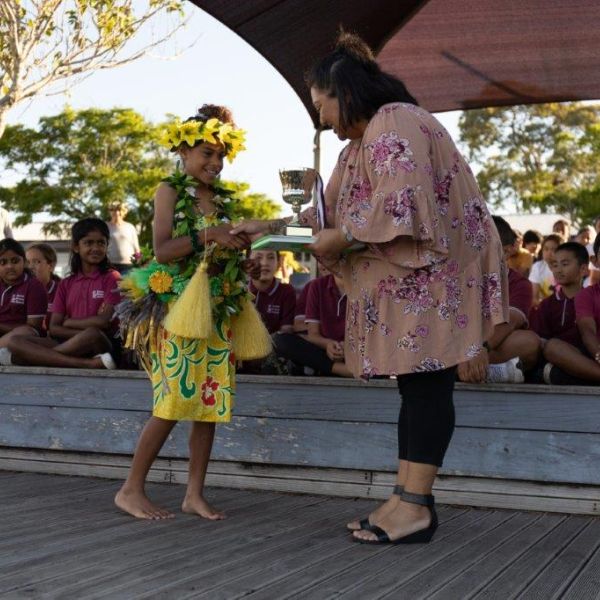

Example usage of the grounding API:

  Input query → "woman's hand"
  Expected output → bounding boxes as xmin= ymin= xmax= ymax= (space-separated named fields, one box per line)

xmin=206 ymin=224 xmax=250 ymax=249
xmin=230 ymin=219 xmax=282 ymax=239
xmin=457 ymin=351 xmax=489 ymax=383
xmin=308 ymin=228 xmax=349 ymax=256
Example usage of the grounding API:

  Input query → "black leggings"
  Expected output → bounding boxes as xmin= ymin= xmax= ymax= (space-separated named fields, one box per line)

xmin=274 ymin=333 xmax=335 ymax=375
xmin=397 ymin=366 xmax=457 ymax=467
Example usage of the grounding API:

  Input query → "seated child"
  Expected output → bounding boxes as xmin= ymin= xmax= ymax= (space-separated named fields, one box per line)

xmin=531 ymin=242 xmax=591 ymax=384
xmin=237 ymin=248 xmax=296 ymax=374
xmin=458 ymin=216 xmax=541 ymax=383
xmin=0 ymin=239 xmax=48 ymax=350
xmin=26 ymin=243 xmax=61 ymax=333
xmin=507 ymin=230 xmax=533 ymax=278
xmin=529 ymin=233 xmax=562 ymax=305
xmin=2 ymin=219 xmax=121 ymax=369
xmin=275 ymin=272 xmax=352 ymax=377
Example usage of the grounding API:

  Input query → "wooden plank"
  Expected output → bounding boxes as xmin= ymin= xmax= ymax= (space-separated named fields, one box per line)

xmin=424 ymin=514 xmax=562 ymax=599
xmin=557 ymin=537 xmax=600 ymax=600
xmin=278 ymin=508 xmax=502 ymax=600
xmin=48 ymin=497 xmax=363 ymax=599
xmin=1 ymin=492 xmax=319 ymax=595
xmin=215 ymin=506 xmax=467 ymax=600
xmin=1 ymin=372 xmax=600 ymax=433
xmin=3 ymin=449 xmax=600 ymax=515
xmin=470 ymin=515 xmax=592 ymax=599
xmin=2 ymin=365 xmax=599 ymax=396
xmin=517 ymin=519 xmax=600 ymax=599
xmin=2 ymin=404 xmax=600 ymax=484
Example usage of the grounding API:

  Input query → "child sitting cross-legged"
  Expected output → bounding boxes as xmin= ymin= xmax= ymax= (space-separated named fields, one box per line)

xmin=538 ymin=239 xmax=600 ymax=385
xmin=2 ymin=219 xmax=121 ymax=369
xmin=237 ymin=247 xmax=296 ymax=374
xmin=458 ymin=216 xmax=541 ymax=384
xmin=274 ymin=270 xmax=352 ymax=377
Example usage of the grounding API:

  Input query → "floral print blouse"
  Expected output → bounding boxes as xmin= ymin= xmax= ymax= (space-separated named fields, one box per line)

xmin=302 ymin=103 xmax=508 ymax=378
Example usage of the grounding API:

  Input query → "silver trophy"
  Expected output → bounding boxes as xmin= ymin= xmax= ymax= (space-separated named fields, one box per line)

xmin=279 ymin=168 xmax=317 ymax=235
xmin=251 ymin=167 xmax=316 ymax=251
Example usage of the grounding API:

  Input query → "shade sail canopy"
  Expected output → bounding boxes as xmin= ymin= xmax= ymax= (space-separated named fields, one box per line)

xmin=191 ymin=0 xmax=600 ymax=127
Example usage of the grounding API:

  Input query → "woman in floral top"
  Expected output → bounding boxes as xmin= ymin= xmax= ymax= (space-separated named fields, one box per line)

xmin=233 ymin=33 xmax=508 ymax=545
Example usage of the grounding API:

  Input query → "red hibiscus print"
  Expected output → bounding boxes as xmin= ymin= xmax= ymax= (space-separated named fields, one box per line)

xmin=201 ymin=377 xmax=219 ymax=406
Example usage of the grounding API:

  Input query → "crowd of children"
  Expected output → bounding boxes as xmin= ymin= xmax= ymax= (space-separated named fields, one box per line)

xmin=0 ymin=214 xmax=599 ymax=386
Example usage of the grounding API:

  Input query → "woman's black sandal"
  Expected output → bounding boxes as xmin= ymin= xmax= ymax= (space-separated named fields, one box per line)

xmin=346 ymin=485 xmax=404 ymax=532
xmin=353 ymin=490 xmax=438 ymax=544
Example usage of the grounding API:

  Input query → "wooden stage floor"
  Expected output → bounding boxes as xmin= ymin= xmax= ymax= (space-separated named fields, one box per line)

xmin=2 ymin=471 xmax=600 ymax=599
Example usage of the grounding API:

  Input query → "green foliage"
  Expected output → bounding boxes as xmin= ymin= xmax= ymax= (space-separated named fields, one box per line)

xmin=215 ymin=180 xmax=281 ymax=221
xmin=0 ymin=107 xmax=280 ymax=245
xmin=458 ymin=103 xmax=600 ymax=226
xmin=0 ymin=1 xmax=186 ymax=138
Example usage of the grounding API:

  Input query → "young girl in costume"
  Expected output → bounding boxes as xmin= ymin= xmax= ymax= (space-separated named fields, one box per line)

xmin=115 ymin=104 xmax=270 ymax=520
xmin=4 ymin=219 xmax=120 ymax=369
xmin=0 ymin=239 xmax=47 ymax=349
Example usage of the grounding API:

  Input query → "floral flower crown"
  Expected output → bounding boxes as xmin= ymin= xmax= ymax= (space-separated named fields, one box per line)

xmin=158 ymin=116 xmax=246 ymax=162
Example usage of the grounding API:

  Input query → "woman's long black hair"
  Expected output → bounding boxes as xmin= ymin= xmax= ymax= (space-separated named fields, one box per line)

xmin=306 ymin=31 xmax=418 ymax=131
xmin=70 ymin=218 xmax=111 ymax=274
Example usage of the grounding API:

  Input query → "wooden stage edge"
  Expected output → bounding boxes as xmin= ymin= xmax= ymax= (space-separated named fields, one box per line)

xmin=1 ymin=366 xmax=599 ymax=516
xmin=1 ymin=448 xmax=599 ymax=516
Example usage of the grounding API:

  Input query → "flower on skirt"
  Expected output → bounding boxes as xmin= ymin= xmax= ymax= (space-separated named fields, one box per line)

xmin=149 ymin=271 xmax=174 ymax=294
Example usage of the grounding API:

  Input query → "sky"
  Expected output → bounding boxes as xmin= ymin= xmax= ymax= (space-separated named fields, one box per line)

xmin=3 ymin=2 xmax=461 ymax=220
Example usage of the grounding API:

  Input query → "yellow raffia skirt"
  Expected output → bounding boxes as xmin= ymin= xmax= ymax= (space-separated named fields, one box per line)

xmin=150 ymin=318 xmax=234 ymax=422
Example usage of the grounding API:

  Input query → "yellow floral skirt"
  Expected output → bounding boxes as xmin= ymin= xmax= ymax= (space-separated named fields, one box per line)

xmin=150 ymin=319 xmax=234 ymax=422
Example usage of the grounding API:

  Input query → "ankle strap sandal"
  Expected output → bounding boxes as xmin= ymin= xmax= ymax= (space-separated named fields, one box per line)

xmin=346 ymin=485 xmax=404 ymax=533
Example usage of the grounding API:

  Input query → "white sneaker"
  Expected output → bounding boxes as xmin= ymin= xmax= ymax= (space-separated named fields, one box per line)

xmin=487 ymin=357 xmax=524 ymax=383
xmin=0 ymin=347 xmax=12 ymax=366
xmin=542 ymin=362 xmax=555 ymax=385
xmin=95 ymin=352 xmax=116 ymax=370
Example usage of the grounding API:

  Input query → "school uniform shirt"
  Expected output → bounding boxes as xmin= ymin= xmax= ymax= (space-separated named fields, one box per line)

xmin=508 ymin=268 xmax=533 ymax=324
xmin=0 ymin=272 xmax=48 ymax=330
xmin=250 ymin=278 xmax=296 ymax=334
xmin=529 ymin=260 xmax=555 ymax=299
xmin=294 ymin=280 xmax=313 ymax=324
xmin=531 ymin=288 xmax=582 ymax=349
xmin=52 ymin=269 xmax=121 ymax=323
xmin=305 ymin=274 xmax=347 ymax=343
xmin=575 ymin=283 xmax=600 ymax=343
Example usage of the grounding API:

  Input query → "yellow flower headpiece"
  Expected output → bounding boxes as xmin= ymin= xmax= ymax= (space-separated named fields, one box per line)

xmin=159 ymin=117 xmax=246 ymax=163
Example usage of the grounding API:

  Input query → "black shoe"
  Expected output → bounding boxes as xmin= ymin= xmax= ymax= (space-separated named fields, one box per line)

xmin=543 ymin=363 xmax=592 ymax=386
xmin=353 ymin=491 xmax=438 ymax=544
xmin=346 ymin=485 xmax=404 ymax=532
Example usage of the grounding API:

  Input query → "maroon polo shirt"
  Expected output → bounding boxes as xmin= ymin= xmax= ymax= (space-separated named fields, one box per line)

xmin=508 ymin=268 xmax=533 ymax=322
xmin=305 ymin=274 xmax=347 ymax=342
xmin=294 ymin=280 xmax=313 ymax=322
xmin=575 ymin=283 xmax=600 ymax=343
xmin=0 ymin=272 xmax=48 ymax=329
xmin=250 ymin=278 xmax=296 ymax=334
xmin=52 ymin=269 xmax=121 ymax=319
xmin=531 ymin=288 xmax=582 ymax=349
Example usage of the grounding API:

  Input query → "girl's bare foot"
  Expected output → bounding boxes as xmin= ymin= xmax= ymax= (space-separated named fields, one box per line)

xmin=182 ymin=495 xmax=226 ymax=520
xmin=346 ymin=493 xmax=401 ymax=531
xmin=115 ymin=487 xmax=174 ymax=520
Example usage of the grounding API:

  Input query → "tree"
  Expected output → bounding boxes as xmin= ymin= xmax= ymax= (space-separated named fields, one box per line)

xmin=0 ymin=0 xmax=185 ymax=139
xmin=458 ymin=103 xmax=600 ymax=226
xmin=0 ymin=107 xmax=281 ymax=245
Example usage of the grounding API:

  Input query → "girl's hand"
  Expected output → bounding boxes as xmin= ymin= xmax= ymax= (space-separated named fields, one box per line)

xmin=308 ymin=228 xmax=349 ymax=256
xmin=241 ymin=258 xmax=261 ymax=279
xmin=230 ymin=219 xmax=276 ymax=238
xmin=207 ymin=224 xmax=250 ymax=249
